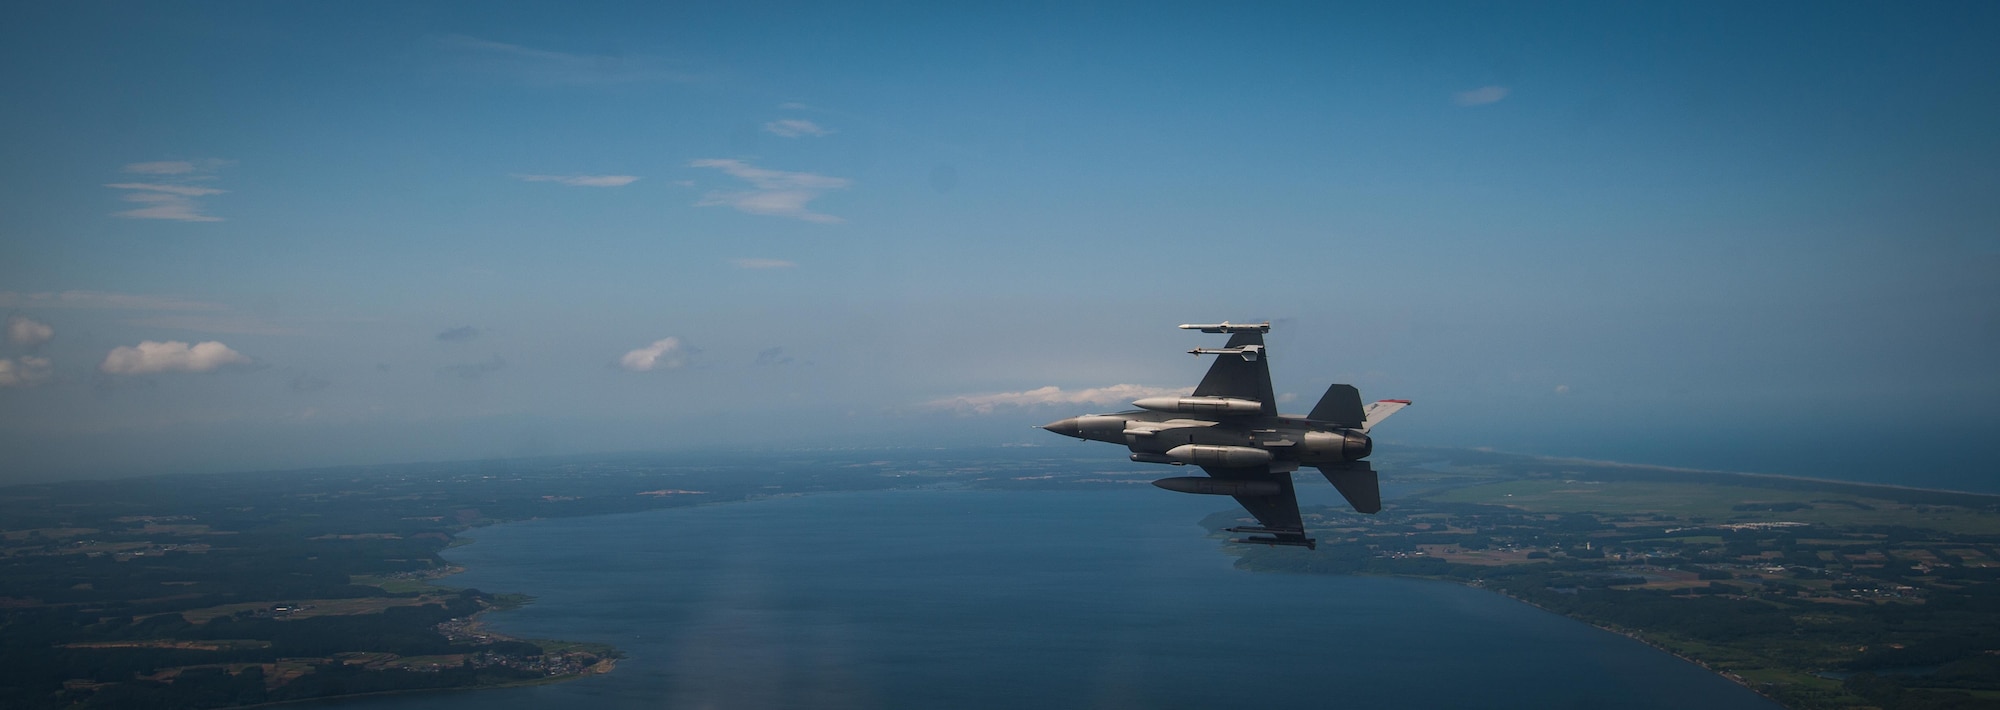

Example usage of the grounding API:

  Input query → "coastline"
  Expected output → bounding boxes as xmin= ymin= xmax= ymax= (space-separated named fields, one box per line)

xmin=1478 ymin=584 xmax=1786 ymax=707
xmin=230 ymin=569 xmax=626 ymax=709
xmin=15 ymin=450 xmax=1968 ymax=710
xmin=421 ymin=451 xmax=1976 ymax=709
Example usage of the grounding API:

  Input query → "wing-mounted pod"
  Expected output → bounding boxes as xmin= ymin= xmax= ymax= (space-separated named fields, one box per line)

xmin=1132 ymin=396 xmax=1262 ymax=416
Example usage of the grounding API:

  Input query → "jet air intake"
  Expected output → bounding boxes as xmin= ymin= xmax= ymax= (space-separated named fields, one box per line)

xmin=1132 ymin=396 xmax=1262 ymax=416
xmin=1152 ymin=476 xmax=1281 ymax=497
xmin=1164 ymin=444 xmax=1273 ymax=468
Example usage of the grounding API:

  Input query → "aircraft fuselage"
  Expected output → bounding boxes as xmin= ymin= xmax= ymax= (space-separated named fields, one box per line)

xmin=1041 ymin=411 xmax=1371 ymax=469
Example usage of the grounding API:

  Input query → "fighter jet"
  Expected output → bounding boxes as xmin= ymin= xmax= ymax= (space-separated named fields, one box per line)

xmin=1040 ymin=322 xmax=1409 ymax=550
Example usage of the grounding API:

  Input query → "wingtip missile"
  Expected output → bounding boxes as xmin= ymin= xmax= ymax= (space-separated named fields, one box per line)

xmin=1177 ymin=321 xmax=1271 ymax=333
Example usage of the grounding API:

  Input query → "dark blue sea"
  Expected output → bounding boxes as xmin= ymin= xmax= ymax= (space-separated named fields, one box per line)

xmin=316 ymin=489 xmax=1778 ymax=709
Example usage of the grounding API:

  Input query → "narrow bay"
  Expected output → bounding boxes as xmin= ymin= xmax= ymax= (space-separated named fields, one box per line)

xmin=317 ymin=488 xmax=1779 ymax=709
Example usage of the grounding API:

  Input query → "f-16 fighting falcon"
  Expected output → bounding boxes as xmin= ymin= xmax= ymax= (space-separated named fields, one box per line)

xmin=1040 ymin=322 xmax=1410 ymax=550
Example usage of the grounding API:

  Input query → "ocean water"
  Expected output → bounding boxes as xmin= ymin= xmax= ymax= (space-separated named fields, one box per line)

xmin=317 ymin=489 xmax=1778 ymax=710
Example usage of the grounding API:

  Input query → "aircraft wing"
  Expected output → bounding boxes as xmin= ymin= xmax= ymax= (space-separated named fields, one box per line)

xmin=1201 ymin=465 xmax=1313 ymax=548
xmin=1190 ymin=331 xmax=1277 ymax=415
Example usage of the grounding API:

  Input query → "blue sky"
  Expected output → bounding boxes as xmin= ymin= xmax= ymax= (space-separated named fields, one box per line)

xmin=2 ymin=2 xmax=1996 ymax=485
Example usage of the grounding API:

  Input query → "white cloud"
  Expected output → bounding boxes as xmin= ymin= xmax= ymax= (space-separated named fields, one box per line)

xmin=763 ymin=119 xmax=832 ymax=138
xmin=0 ymin=291 xmax=225 ymax=311
xmin=620 ymin=338 xmax=685 ymax=372
xmin=1554 ymin=384 xmax=1570 ymax=394
xmin=103 ymin=183 xmax=226 ymax=197
xmin=7 ymin=315 xmax=53 ymax=348
xmin=441 ymin=34 xmax=697 ymax=86
xmin=109 ymin=190 xmax=224 ymax=222
xmin=925 ymin=384 xmax=1193 ymax=415
xmin=99 ymin=340 xmax=251 ymax=375
xmin=121 ymin=161 xmax=198 ymax=175
xmin=106 ymin=160 xmax=230 ymax=221
xmin=730 ymin=258 xmax=797 ymax=269
xmin=512 ymin=174 xmax=641 ymax=187
xmin=0 ymin=357 xmax=52 ymax=387
xmin=689 ymin=158 xmax=851 ymax=223
xmin=1454 ymin=85 xmax=1511 ymax=107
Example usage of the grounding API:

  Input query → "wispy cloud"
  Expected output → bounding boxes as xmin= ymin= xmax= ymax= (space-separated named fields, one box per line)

xmin=1454 ymin=85 xmax=1511 ymax=107
xmin=106 ymin=160 xmax=231 ymax=221
xmin=104 ymin=183 xmax=225 ymax=197
xmin=441 ymin=34 xmax=697 ymax=86
xmin=436 ymin=326 xmax=481 ymax=342
xmin=619 ymin=337 xmax=685 ymax=372
xmin=689 ymin=159 xmax=851 ymax=223
xmin=512 ymin=173 xmax=641 ymax=187
xmin=440 ymin=356 xmax=507 ymax=380
xmin=120 ymin=161 xmax=199 ymax=175
xmin=764 ymin=119 xmax=832 ymax=138
xmin=0 ymin=291 xmax=225 ymax=311
xmin=7 ymin=315 xmax=54 ymax=349
xmin=730 ymin=258 xmax=797 ymax=269
xmin=925 ymin=384 xmax=1193 ymax=415
xmin=753 ymin=347 xmax=794 ymax=367
xmin=0 ymin=357 xmax=52 ymax=388
xmin=99 ymin=340 xmax=251 ymax=375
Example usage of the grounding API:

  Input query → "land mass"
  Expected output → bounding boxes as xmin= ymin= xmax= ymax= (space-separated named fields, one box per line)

xmin=1191 ymin=450 xmax=2000 ymax=710
xmin=3 ymin=446 xmax=1996 ymax=709
xmin=0 ymin=450 xmax=983 ymax=708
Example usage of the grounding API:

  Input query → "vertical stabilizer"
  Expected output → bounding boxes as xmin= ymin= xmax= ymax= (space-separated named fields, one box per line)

xmin=1307 ymin=384 xmax=1366 ymax=428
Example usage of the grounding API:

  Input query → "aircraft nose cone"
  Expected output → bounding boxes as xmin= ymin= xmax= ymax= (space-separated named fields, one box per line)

xmin=1040 ymin=417 xmax=1083 ymax=439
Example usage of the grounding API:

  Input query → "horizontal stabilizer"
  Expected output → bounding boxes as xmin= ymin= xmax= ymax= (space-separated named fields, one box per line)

xmin=1308 ymin=384 xmax=1366 ymax=428
xmin=1318 ymin=461 xmax=1381 ymax=514
xmin=1361 ymin=400 xmax=1411 ymax=432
